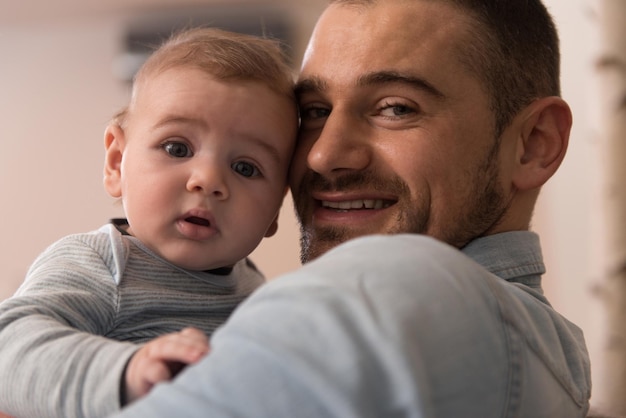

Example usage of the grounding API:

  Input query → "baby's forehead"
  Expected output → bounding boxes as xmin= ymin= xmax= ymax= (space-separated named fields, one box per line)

xmin=127 ymin=66 xmax=297 ymax=137
xmin=135 ymin=64 xmax=292 ymax=99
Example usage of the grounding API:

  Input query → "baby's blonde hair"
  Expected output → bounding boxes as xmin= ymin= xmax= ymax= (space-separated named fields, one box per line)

xmin=114 ymin=27 xmax=295 ymax=126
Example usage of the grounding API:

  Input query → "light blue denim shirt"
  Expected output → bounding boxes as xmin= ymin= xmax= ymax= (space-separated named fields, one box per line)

xmin=112 ymin=232 xmax=591 ymax=418
xmin=462 ymin=231 xmax=591 ymax=416
xmin=463 ymin=230 xmax=545 ymax=291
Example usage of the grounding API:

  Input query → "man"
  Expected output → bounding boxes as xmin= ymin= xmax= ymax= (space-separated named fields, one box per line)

xmin=112 ymin=0 xmax=591 ymax=416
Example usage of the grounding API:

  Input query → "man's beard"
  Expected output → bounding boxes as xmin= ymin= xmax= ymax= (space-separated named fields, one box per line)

xmin=297 ymin=205 xmax=428 ymax=263
xmin=293 ymin=150 xmax=508 ymax=264
xmin=293 ymin=170 xmax=425 ymax=263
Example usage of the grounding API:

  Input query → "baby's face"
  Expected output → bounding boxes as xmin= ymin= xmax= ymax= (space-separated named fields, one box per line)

xmin=113 ymin=67 xmax=297 ymax=270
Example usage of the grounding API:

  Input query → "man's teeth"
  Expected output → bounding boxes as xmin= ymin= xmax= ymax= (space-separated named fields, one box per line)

xmin=322 ymin=200 xmax=388 ymax=210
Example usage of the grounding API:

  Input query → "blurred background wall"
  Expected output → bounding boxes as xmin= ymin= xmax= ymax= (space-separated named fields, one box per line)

xmin=0 ymin=0 xmax=606 ymax=401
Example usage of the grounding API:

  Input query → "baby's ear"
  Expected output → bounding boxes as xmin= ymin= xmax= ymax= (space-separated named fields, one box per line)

xmin=264 ymin=214 xmax=280 ymax=238
xmin=512 ymin=96 xmax=571 ymax=191
xmin=264 ymin=187 xmax=289 ymax=238
xmin=103 ymin=123 xmax=125 ymax=198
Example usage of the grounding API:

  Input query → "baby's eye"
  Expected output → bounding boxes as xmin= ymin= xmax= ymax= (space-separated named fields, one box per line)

xmin=162 ymin=141 xmax=192 ymax=158
xmin=231 ymin=161 xmax=260 ymax=178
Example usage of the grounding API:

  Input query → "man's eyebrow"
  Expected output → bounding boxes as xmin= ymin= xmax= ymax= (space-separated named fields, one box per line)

xmin=357 ymin=71 xmax=445 ymax=99
xmin=295 ymin=72 xmax=444 ymax=99
xmin=294 ymin=77 xmax=327 ymax=96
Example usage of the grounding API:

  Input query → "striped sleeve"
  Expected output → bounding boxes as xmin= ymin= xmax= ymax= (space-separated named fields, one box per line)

xmin=0 ymin=230 xmax=138 ymax=418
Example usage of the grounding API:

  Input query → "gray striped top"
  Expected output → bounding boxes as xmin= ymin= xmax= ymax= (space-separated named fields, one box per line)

xmin=0 ymin=222 xmax=265 ymax=418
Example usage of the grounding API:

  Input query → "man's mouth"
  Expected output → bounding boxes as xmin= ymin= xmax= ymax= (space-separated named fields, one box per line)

xmin=185 ymin=216 xmax=211 ymax=227
xmin=321 ymin=199 xmax=392 ymax=210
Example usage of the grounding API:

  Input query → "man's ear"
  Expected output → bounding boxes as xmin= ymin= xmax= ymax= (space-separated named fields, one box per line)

xmin=103 ymin=123 xmax=125 ymax=198
xmin=512 ymin=96 xmax=571 ymax=191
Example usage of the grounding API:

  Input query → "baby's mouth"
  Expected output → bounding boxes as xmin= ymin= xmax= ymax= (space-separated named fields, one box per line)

xmin=185 ymin=216 xmax=211 ymax=227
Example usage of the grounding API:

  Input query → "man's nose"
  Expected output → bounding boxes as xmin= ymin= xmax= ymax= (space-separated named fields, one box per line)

xmin=186 ymin=161 xmax=229 ymax=200
xmin=306 ymin=109 xmax=372 ymax=176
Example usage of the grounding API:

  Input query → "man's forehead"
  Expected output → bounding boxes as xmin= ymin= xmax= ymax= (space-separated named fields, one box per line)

xmin=307 ymin=0 xmax=481 ymax=75
xmin=300 ymin=4 xmax=473 ymax=87
xmin=307 ymin=2 xmax=470 ymax=54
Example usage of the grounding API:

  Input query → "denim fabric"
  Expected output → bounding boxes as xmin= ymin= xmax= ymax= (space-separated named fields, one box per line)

xmin=112 ymin=233 xmax=591 ymax=418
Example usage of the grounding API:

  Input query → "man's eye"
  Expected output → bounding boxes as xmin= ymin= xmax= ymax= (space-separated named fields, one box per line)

xmin=300 ymin=106 xmax=330 ymax=120
xmin=379 ymin=103 xmax=415 ymax=117
xmin=231 ymin=161 xmax=260 ymax=178
xmin=299 ymin=106 xmax=331 ymax=131
xmin=163 ymin=142 xmax=192 ymax=158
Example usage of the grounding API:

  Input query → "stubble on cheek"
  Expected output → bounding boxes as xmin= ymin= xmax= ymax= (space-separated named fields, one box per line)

xmin=298 ymin=225 xmax=344 ymax=264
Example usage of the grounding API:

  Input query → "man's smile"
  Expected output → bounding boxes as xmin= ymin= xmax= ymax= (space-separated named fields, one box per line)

xmin=321 ymin=199 xmax=393 ymax=210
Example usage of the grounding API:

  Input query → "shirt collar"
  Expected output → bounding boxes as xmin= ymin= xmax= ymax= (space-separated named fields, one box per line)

xmin=461 ymin=231 xmax=546 ymax=291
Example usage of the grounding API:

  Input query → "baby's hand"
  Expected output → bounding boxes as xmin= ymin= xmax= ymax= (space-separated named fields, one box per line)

xmin=123 ymin=327 xmax=209 ymax=404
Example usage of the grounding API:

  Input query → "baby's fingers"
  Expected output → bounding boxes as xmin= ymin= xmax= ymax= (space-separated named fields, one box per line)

xmin=124 ymin=328 xmax=210 ymax=404
xmin=148 ymin=329 xmax=208 ymax=365
xmin=176 ymin=327 xmax=210 ymax=361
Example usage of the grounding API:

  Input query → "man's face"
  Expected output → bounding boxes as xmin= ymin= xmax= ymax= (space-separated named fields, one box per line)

xmin=290 ymin=0 xmax=516 ymax=263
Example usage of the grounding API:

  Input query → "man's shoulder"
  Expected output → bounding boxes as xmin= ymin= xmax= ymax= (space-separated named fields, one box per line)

xmin=254 ymin=234 xmax=497 ymax=321
xmin=292 ymin=234 xmax=488 ymax=288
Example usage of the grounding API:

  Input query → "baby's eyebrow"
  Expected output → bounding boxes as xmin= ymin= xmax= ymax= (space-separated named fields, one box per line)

xmin=151 ymin=114 xmax=284 ymax=166
xmin=242 ymin=135 xmax=283 ymax=166
xmin=152 ymin=115 xmax=207 ymax=130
